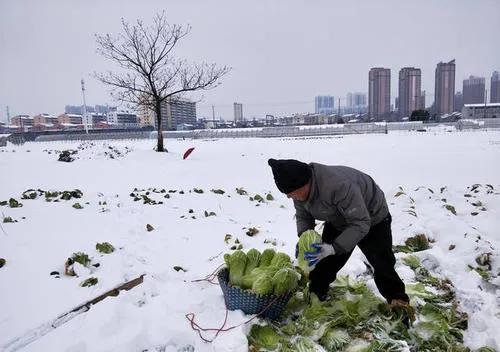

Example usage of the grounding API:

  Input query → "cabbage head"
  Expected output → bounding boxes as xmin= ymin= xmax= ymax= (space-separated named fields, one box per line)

xmin=259 ymin=248 xmax=276 ymax=267
xmin=252 ymin=273 xmax=274 ymax=295
xmin=272 ymin=268 xmax=300 ymax=295
xmin=240 ymin=274 xmax=255 ymax=290
xmin=476 ymin=348 xmax=496 ymax=352
xmin=298 ymin=230 xmax=322 ymax=274
xmin=319 ymin=328 xmax=350 ymax=351
xmin=244 ymin=248 xmax=261 ymax=275
xmin=227 ymin=250 xmax=247 ymax=286
xmin=224 ymin=253 xmax=231 ymax=267
xmin=290 ymin=336 xmax=326 ymax=352
xmin=241 ymin=265 xmax=280 ymax=289
xmin=270 ymin=252 xmax=292 ymax=268
xmin=248 ymin=324 xmax=283 ymax=350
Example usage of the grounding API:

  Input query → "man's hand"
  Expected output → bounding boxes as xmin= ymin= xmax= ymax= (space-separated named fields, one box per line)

xmin=304 ymin=243 xmax=336 ymax=267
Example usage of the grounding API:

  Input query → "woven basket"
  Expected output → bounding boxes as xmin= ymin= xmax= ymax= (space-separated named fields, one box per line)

xmin=217 ymin=267 xmax=293 ymax=320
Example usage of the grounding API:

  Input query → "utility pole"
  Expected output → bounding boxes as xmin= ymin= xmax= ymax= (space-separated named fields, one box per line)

xmin=6 ymin=106 xmax=10 ymax=125
xmin=338 ymin=98 xmax=341 ymax=115
xmin=81 ymin=79 xmax=89 ymax=133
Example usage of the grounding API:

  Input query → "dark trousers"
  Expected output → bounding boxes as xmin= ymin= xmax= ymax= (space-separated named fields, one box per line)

xmin=309 ymin=214 xmax=409 ymax=303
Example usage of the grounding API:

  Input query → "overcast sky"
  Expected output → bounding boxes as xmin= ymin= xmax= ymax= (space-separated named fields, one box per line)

xmin=1 ymin=0 xmax=499 ymax=121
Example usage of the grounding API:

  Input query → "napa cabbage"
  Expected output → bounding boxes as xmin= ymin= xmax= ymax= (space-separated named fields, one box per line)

xmin=298 ymin=230 xmax=322 ymax=274
xmin=248 ymin=324 xmax=283 ymax=350
xmin=252 ymin=273 xmax=274 ymax=295
xmin=319 ymin=328 xmax=350 ymax=351
xmin=272 ymin=267 xmax=300 ymax=295
xmin=226 ymin=250 xmax=247 ymax=286
xmin=270 ymin=252 xmax=292 ymax=267
xmin=244 ymin=248 xmax=261 ymax=275
xmin=259 ymin=248 xmax=276 ymax=267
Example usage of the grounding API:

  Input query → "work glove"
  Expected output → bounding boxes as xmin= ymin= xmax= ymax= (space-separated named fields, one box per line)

xmin=304 ymin=243 xmax=336 ymax=267
xmin=390 ymin=299 xmax=415 ymax=328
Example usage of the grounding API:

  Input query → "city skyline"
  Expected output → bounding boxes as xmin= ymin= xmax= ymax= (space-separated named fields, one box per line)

xmin=1 ymin=0 xmax=499 ymax=121
xmin=5 ymin=64 xmax=499 ymax=123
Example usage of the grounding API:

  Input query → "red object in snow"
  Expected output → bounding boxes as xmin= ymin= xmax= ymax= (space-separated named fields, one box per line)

xmin=183 ymin=147 xmax=195 ymax=160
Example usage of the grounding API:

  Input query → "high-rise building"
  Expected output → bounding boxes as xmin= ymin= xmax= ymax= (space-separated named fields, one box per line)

xmin=434 ymin=60 xmax=456 ymax=117
xmin=463 ymin=76 xmax=485 ymax=104
xmin=491 ymin=71 xmax=500 ymax=103
xmin=94 ymin=105 xmax=116 ymax=114
xmin=454 ymin=92 xmax=464 ymax=112
xmin=234 ymin=102 xmax=243 ymax=121
xmin=315 ymin=96 xmax=335 ymax=115
xmin=159 ymin=98 xmax=197 ymax=130
xmin=346 ymin=92 xmax=367 ymax=113
xmin=65 ymin=105 xmax=83 ymax=115
xmin=398 ymin=67 xmax=422 ymax=118
xmin=368 ymin=68 xmax=391 ymax=119
xmin=420 ymin=90 xmax=426 ymax=110
xmin=65 ymin=104 xmax=115 ymax=115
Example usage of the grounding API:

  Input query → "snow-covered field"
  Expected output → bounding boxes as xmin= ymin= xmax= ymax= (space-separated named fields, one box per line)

xmin=0 ymin=131 xmax=499 ymax=351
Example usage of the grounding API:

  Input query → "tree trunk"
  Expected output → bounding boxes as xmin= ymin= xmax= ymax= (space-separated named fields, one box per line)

xmin=155 ymin=99 xmax=165 ymax=152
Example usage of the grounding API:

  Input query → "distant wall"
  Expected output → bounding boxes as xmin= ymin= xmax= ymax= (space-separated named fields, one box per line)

xmin=16 ymin=119 xmax=500 ymax=143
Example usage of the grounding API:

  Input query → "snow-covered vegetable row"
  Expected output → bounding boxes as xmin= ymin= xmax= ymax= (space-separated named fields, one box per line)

xmin=247 ymin=262 xmax=497 ymax=352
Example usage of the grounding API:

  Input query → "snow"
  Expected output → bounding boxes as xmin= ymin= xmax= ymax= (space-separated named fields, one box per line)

xmin=0 ymin=131 xmax=499 ymax=351
xmin=464 ymin=103 xmax=500 ymax=108
xmin=298 ymin=124 xmax=343 ymax=130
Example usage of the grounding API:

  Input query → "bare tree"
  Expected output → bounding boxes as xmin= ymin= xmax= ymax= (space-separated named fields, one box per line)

xmin=95 ymin=12 xmax=230 ymax=152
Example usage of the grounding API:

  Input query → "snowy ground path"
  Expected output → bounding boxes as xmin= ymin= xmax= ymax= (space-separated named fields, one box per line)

xmin=0 ymin=131 xmax=499 ymax=351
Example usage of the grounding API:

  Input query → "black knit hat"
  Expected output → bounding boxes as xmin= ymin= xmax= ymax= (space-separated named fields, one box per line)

xmin=268 ymin=158 xmax=312 ymax=194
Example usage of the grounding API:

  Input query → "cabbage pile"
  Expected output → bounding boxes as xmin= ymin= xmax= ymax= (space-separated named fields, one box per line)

xmin=224 ymin=249 xmax=302 ymax=296
xmin=247 ymin=266 xmax=496 ymax=352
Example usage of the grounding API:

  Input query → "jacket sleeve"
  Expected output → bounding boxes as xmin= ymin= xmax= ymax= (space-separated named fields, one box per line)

xmin=294 ymin=201 xmax=315 ymax=237
xmin=331 ymin=183 xmax=371 ymax=254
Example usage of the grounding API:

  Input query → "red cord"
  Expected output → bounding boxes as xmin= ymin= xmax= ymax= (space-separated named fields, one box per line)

xmin=185 ymin=293 xmax=280 ymax=343
xmin=187 ymin=266 xmax=281 ymax=343
xmin=191 ymin=264 xmax=224 ymax=285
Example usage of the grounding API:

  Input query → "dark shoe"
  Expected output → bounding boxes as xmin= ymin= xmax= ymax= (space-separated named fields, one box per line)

xmin=316 ymin=292 xmax=330 ymax=302
xmin=309 ymin=288 xmax=330 ymax=302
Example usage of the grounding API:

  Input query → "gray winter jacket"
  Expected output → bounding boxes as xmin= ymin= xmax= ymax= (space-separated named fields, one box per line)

xmin=294 ymin=163 xmax=389 ymax=254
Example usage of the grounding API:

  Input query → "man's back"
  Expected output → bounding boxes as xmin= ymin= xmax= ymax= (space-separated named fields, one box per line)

xmin=294 ymin=163 xmax=389 ymax=253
